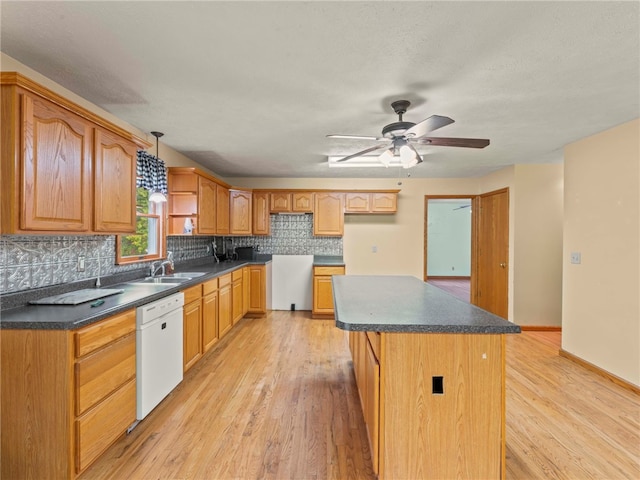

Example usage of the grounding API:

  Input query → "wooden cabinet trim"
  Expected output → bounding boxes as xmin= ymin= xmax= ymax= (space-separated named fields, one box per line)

xmin=75 ymin=309 xmax=135 ymax=358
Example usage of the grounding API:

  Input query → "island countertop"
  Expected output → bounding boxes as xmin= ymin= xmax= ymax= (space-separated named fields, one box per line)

xmin=333 ymin=275 xmax=521 ymax=334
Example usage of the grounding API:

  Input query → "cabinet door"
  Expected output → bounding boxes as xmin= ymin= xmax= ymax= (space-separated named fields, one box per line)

xmin=252 ymin=191 xmax=270 ymax=235
xmin=292 ymin=192 xmax=314 ymax=212
xmin=230 ymin=190 xmax=252 ymax=235
xmin=364 ymin=337 xmax=380 ymax=474
xmin=94 ymin=128 xmax=137 ymax=233
xmin=345 ymin=192 xmax=371 ymax=213
xmin=313 ymin=192 xmax=344 ymax=236
xmin=242 ymin=267 xmax=250 ymax=315
xmin=371 ymin=192 xmax=397 ymax=213
xmin=198 ymin=177 xmax=217 ymax=234
xmin=248 ymin=265 xmax=266 ymax=314
xmin=216 ymin=186 xmax=230 ymax=234
xmin=232 ymin=278 xmax=243 ymax=324
xmin=218 ymin=284 xmax=232 ymax=338
xmin=183 ymin=299 xmax=202 ymax=372
xmin=21 ymin=93 xmax=93 ymax=232
xmin=270 ymin=192 xmax=291 ymax=212
xmin=313 ymin=276 xmax=336 ymax=314
xmin=202 ymin=291 xmax=219 ymax=353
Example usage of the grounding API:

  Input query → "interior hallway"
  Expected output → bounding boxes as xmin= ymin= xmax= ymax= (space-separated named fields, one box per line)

xmin=427 ymin=277 xmax=471 ymax=302
xmin=80 ymin=313 xmax=639 ymax=480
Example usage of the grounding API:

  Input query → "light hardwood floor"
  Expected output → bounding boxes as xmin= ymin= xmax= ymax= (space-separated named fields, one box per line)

xmin=81 ymin=313 xmax=639 ymax=480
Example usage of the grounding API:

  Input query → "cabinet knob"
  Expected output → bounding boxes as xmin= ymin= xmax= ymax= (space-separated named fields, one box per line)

xmin=499 ymin=262 xmax=507 ymax=268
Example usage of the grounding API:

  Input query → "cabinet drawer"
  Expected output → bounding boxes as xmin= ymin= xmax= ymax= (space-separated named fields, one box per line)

xmin=314 ymin=266 xmax=345 ymax=276
xmin=232 ymin=269 xmax=243 ymax=281
xmin=218 ymin=273 xmax=232 ymax=287
xmin=75 ymin=333 xmax=135 ymax=415
xmin=76 ymin=377 xmax=136 ymax=473
xmin=202 ymin=277 xmax=218 ymax=295
xmin=182 ymin=284 xmax=202 ymax=304
xmin=75 ymin=309 xmax=135 ymax=358
xmin=366 ymin=331 xmax=381 ymax=362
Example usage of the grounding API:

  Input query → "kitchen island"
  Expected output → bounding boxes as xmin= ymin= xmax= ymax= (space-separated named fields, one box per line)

xmin=333 ymin=275 xmax=520 ymax=480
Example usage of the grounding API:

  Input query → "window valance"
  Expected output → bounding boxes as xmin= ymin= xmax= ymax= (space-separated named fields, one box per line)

xmin=136 ymin=150 xmax=168 ymax=194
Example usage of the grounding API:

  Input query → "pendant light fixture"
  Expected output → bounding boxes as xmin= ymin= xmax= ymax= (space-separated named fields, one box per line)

xmin=149 ymin=131 xmax=167 ymax=203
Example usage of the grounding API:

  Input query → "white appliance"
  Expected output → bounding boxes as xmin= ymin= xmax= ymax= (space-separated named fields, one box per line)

xmin=136 ymin=292 xmax=184 ymax=420
xmin=272 ymin=255 xmax=313 ymax=310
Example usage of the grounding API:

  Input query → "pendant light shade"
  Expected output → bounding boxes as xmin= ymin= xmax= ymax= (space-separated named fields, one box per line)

xmin=149 ymin=131 xmax=167 ymax=203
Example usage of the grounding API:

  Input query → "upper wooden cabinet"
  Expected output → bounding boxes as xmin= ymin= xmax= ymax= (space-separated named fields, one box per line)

xmin=167 ymin=168 xmax=231 ymax=236
xmin=252 ymin=191 xmax=270 ymax=236
xmin=314 ymin=192 xmax=344 ymax=236
xmin=230 ymin=189 xmax=252 ymax=235
xmin=93 ymin=128 xmax=138 ymax=233
xmin=345 ymin=191 xmax=397 ymax=214
xmin=269 ymin=191 xmax=314 ymax=213
xmin=0 ymin=74 xmax=148 ymax=234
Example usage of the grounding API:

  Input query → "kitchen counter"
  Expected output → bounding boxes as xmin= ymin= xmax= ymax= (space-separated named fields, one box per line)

xmin=333 ymin=275 xmax=520 ymax=334
xmin=313 ymin=255 xmax=345 ymax=266
xmin=0 ymin=258 xmax=271 ymax=330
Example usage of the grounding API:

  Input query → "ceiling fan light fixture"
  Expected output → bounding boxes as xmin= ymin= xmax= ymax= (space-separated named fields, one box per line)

xmin=149 ymin=190 xmax=168 ymax=203
xmin=399 ymin=144 xmax=417 ymax=164
xmin=378 ymin=148 xmax=394 ymax=167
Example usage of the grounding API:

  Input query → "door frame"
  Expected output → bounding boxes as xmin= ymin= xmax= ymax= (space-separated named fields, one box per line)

xmin=424 ymin=189 xmax=509 ymax=310
xmin=423 ymin=195 xmax=477 ymax=298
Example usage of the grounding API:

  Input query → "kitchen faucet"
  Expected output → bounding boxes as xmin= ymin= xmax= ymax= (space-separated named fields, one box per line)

xmin=149 ymin=251 xmax=175 ymax=277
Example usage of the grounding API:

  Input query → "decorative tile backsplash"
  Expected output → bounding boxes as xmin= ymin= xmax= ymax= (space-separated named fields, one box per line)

xmin=0 ymin=215 xmax=341 ymax=294
xmin=231 ymin=214 xmax=342 ymax=255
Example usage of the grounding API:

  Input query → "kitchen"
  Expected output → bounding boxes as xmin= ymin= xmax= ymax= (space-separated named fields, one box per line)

xmin=1 ymin=2 xmax=639 ymax=479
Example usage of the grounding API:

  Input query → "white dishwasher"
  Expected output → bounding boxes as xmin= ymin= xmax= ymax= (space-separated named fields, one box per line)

xmin=136 ymin=292 xmax=184 ymax=420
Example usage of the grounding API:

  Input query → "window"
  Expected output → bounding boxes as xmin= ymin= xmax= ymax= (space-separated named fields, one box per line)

xmin=116 ymin=187 xmax=165 ymax=264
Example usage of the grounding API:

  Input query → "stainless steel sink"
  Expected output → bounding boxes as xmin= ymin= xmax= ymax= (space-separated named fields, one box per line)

xmin=130 ymin=277 xmax=183 ymax=285
xmin=171 ymin=272 xmax=207 ymax=278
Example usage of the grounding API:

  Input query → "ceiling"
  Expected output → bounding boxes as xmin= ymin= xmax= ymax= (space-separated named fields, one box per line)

xmin=1 ymin=1 xmax=638 ymax=179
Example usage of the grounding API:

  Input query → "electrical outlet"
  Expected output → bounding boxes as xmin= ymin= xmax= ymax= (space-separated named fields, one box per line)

xmin=570 ymin=252 xmax=581 ymax=264
xmin=77 ymin=256 xmax=85 ymax=272
xmin=372 ymin=245 xmax=377 ymax=253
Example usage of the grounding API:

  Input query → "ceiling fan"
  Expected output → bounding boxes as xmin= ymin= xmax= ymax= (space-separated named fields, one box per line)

xmin=327 ymin=100 xmax=490 ymax=168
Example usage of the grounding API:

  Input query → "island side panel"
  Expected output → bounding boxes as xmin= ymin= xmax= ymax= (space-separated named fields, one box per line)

xmin=381 ymin=333 xmax=504 ymax=480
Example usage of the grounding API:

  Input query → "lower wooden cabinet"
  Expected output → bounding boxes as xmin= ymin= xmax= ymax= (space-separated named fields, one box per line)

xmin=218 ymin=273 xmax=233 ymax=338
xmin=183 ymin=284 xmax=203 ymax=372
xmin=231 ymin=269 xmax=243 ymax=324
xmin=312 ymin=265 xmax=345 ymax=318
xmin=202 ymin=278 xmax=219 ymax=353
xmin=247 ymin=264 xmax=267 ymax=315
xmin=1 ymin=309 xmax=136 ymax=479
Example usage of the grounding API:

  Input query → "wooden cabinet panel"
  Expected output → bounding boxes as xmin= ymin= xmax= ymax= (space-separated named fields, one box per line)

xmin=364 ymin=337 xmax=380 ymax=474
xmin=216 ymin=185 xmax=230 ymax=234
xmin=292 ymin=192 xmax=313 ymax=212
xmin=218 ymin=282 xmax=232 ymax=338
xmin=75 ymin=333 xmax=136 ymax=415
xmin=202 ymin=290 xmax=219 ymax=353
xmin=345 ymin=193 xmax=371 ymax=213
xmin=252 ymin=191 xmax=270 ymax=235
xmin=270 ymin=192 xmax=291 ymax=212
xmin=230 ymin=189 xmax=252 ymax=235
xmin=183 ymin=284 xmax=202 ymax=305
xmin=20 ymin=92 xmax=93 ymax=232
xmin=242 ymin=267 xmax=250 ymax=315
xmin=75 ymin=309 xmax=135 ymax=357
xmin=93 ymin=127 xmax=137 ymax=233
xmin=202 ymin=277 xmax=218 ymax=296
xmin=183 ymin=299 xmax=203 ymax=372
xmin=75 ymin=378 xmax=136 ymax=473
xmin=312 ymin=265 xmax=345 ymax=317
xmin=371 ymin=192 xmax=397 ymax=213
xmin=198 ymin=177 xmax=217 ymax=234
xmin=314 ymin=192 xmax=344 ymax=236
xmin=232 ymin=275 xmax=243 ymax=325
xmin=248 ymin=265 xmax=267 ymax=315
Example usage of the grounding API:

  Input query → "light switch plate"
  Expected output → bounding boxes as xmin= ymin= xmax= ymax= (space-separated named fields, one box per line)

xmin=570 ymin=252 xmax=581 ymax=264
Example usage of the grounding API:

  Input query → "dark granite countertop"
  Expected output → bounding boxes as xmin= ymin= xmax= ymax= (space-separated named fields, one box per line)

xmin=0 ymin=257 xmax=271 ymax=330
xmin=333 ymin=275 xmax=521 ymax=334
xmin=313 ymin=255 xmax=345 ymax=266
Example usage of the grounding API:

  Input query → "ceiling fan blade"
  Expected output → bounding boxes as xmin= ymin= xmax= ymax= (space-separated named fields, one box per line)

xmin=414 ymin=137 xmax=490 ymax=148
xmin=334 ymin=144 xmax=389 ymax=162
xmin=404 ymin=115 xmax=454 ymax=139
xmin=327 ymin=134 xmax=385 ymax=141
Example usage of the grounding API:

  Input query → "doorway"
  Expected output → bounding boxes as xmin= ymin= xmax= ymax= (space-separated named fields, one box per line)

xmin=424 ymin=197 xmax=473 ymax=302
xmin=424 ymin=189 xmax=509 ymax=319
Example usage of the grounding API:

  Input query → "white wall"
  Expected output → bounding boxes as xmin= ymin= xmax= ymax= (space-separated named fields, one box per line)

xmin=427 ymin=200 xmax=472 ymax=277
xmin=513 ymin=164 xmax=564 ymax=326
xmin=563 ymin=118 xmax=640 ymax=386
